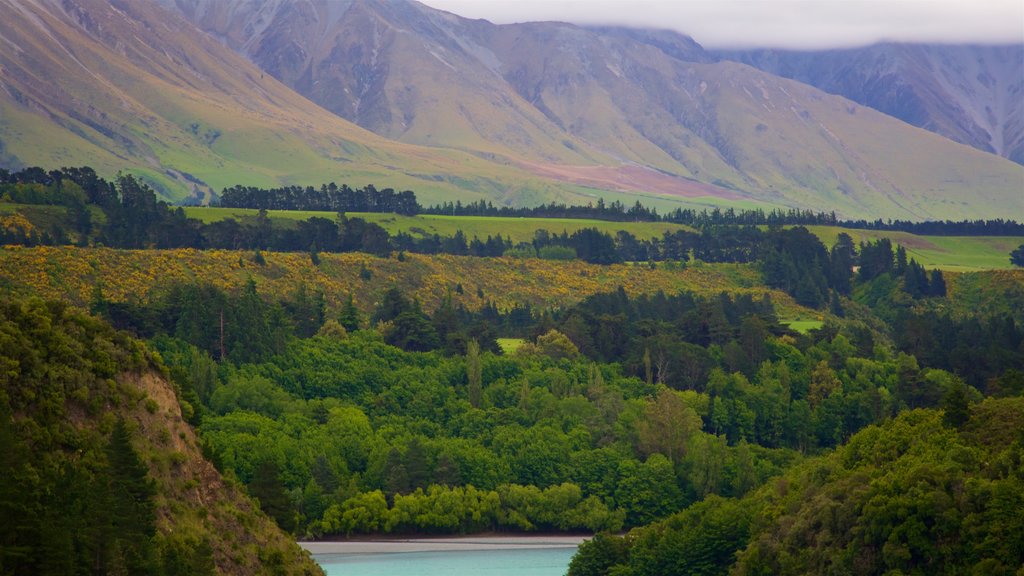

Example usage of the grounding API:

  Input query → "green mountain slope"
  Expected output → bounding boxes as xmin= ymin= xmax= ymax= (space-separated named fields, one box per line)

xmin=0 ymin=0 xmax=624 ymax=207
xmin=163 ymin=0 xmax=1024 ymax=219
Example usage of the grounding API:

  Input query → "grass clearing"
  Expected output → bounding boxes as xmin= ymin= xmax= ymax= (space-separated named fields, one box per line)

xmin=497 ymin=338 xmax=526 ymax=354
xmin=781 ymin=319 xmax=824 ymax=334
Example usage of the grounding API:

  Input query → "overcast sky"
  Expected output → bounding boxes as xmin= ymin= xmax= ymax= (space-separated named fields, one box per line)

xmin=420 ymin=0 xmax=1024 ymax=49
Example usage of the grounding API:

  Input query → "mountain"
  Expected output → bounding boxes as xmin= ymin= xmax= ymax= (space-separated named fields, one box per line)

xmin=159 ymin=0 xmax=1024 ymax=220
xmin=2 ymin=0 xmax=1022 ymax=218
xmin=719 ymin=44 xmax=1024 ymax=165
xmin=0 ymin=0 xmax=621 ymax=206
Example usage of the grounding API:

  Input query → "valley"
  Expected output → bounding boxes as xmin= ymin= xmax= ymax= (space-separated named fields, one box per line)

xmin=1 ymin=0 xmax=1022 ymax=574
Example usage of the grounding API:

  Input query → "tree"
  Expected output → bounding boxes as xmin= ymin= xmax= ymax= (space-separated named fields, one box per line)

xmin=249 ymin=460 xmax=295 ymax=533
xmin=535 ymin=329 xmax=580 ymax=361
xmin=338 ymin=292 xmax=362 ymax=332
xmin=942 ymin=380 xmax=971 ymax=428
xmin=99 ymin=419 xmax=157 ymax=574
xmin=1011 ymin=244 xmax=1024 ymax=267
xmin=467 ymin=340 xmax=483 ymax=408
xmin=567 ymin=533 xmax=629 ymax=576
xmin=637 ymin=388 xmax=701 ymax=463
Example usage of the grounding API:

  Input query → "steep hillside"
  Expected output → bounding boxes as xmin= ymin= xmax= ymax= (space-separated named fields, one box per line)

xmin=0 ymin=0 xmax=623 ymax=207
xmin=159 ymin=0 xmax=1024 ymax=219
xmin=0 ymin=297 xmax=321 ymax=574
xmin=722 ymin=44 xmax=1024 ymax=164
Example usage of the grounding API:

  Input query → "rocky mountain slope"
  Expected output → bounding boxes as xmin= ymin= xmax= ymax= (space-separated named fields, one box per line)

xmin=159 ymin=0 xmax=1024 ymax=219
xmin=720 ymin=44 xmax=1024 ymax=165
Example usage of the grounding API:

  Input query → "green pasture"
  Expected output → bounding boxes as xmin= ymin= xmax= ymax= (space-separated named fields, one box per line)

xmin=804 ymin=226 xmax=1022 ymax=272
xmin=182 ymin=207 xmax=693 ymax=242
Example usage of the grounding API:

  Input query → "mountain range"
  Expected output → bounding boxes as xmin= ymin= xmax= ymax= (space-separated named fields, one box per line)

xmin=721 ymin=44 xmax=1024 ymax=165
xmin=1 ymin=0 xmax=1022 ymax=219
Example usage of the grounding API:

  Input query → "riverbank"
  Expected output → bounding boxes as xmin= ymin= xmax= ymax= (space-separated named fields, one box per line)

xmin=300 ymin=535 xmax=589 ymax=555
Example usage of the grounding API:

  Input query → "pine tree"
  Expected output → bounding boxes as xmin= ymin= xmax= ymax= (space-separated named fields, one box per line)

xmin=250 ymin=460 xmax=295 ymax=533
xmin=467 ymin=340 xmax=483 ymax=409
xmin=102 ymin=419 xmax=157 ymax=574
xmin=338 ymin=292 xmax=362 ymax=332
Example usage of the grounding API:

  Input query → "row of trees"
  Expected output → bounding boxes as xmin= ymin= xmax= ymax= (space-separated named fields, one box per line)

xmin=217 ymin=183 xmax=419 ymax=215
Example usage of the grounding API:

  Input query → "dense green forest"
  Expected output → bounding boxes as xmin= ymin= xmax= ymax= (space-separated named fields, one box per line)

xmin=568 ymin=400 xmax=1024 ymax=575
xmin=91 ymin=268 xmax=1023 ymax=543
xmin=3 ymin=165 xmax=1024 ymax=575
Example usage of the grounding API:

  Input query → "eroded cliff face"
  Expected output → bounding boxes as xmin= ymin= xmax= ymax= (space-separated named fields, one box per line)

xmin=127 ymin=371 xmax=323 ymax=575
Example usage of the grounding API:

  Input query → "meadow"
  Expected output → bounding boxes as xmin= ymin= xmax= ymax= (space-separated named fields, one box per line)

xmin=181 ymin=208 xmax=1022 ymax=270
xmin=181 ymin=207 xmax=694 ymax=242
xmin=803 ymin=225 xmax=1022 ymax=272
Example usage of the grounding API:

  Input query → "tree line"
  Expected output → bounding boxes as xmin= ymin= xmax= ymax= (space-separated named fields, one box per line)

xmin=3 ymin=166 xmax=1021 ymax=237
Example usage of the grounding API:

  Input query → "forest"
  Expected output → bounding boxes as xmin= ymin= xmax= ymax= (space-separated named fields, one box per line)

xmin=1 ymin=165 xmax=1023 ymax=575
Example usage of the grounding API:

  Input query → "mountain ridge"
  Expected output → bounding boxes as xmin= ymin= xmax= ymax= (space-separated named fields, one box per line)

xmin=159 ymin=0 xmax=1024 ymax=219
xmin=718 ymin=43 xmax=1024 ymax=164
xmin=1 ymin=0 xmax=1021 ymax=219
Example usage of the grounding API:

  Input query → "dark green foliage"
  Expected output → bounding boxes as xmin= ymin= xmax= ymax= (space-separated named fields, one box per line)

xmin=0 ymin=299 xmax=164 ymax=575
xmin=942 ymin=379 xmax=971 ymax=428
xmin=567 ymin=533 xmax=630 ymax=576
xmin=338 ymin=293 xmax=362 ymax=332
xmin=1011 ymin=243 xmax=1024 ymax=267
xmin=251 ymin=460 xmax=296 ymax=533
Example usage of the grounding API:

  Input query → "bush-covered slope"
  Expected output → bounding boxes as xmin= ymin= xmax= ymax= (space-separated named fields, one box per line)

xmin=0 ymin=297 xmax=321 ymax=575
xmin=0 ymin=246 xmax=798 ymax=316
xmin=571 ymin=400 xmax=1024 ymax=576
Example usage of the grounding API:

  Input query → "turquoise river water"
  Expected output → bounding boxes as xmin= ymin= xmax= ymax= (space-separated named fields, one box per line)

xmin=314 ymin=547 xmax=576 ymax=576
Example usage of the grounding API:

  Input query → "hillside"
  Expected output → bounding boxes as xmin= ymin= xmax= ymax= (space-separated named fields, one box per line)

xmin=0 ymin=296 xmax=321 ymax=574
xmin=721 ymin=44 xmax=1024 ymax=164
xmin=571 ymin=401 xmax=1024 ymax=575
xmin=161 ymin=0 xmax=1024 ymax=219
xmin=0 ymin=245 xmax=801 ymax=316
xmin=0 ymin=0 xmax=631 ymax=207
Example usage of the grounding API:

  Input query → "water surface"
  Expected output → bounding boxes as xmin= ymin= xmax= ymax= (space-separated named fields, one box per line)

xmin=315 ymin=547 xmax=575 ymax=576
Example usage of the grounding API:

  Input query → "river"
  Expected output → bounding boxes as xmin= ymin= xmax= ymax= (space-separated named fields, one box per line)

xmin=304 ymin=536 xmax=583 ymax=576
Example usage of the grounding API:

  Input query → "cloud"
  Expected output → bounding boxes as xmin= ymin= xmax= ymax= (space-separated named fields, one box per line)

xmin=421 ymin=0 xmax=1024 ymax=49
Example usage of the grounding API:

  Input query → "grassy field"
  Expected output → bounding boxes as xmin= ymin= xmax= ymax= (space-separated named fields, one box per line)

xmin=497 ymin=338 xmax=527 ymax=354
xmin=803 ymin=226 xmax=1022 ymax=272
xmin=181 ymin=209 xmax=1019 ymax=269
xmin=182 ymin=207 xmax=693 ymax=242
xmin=781 ymin=319 xmax=825 ymax=334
